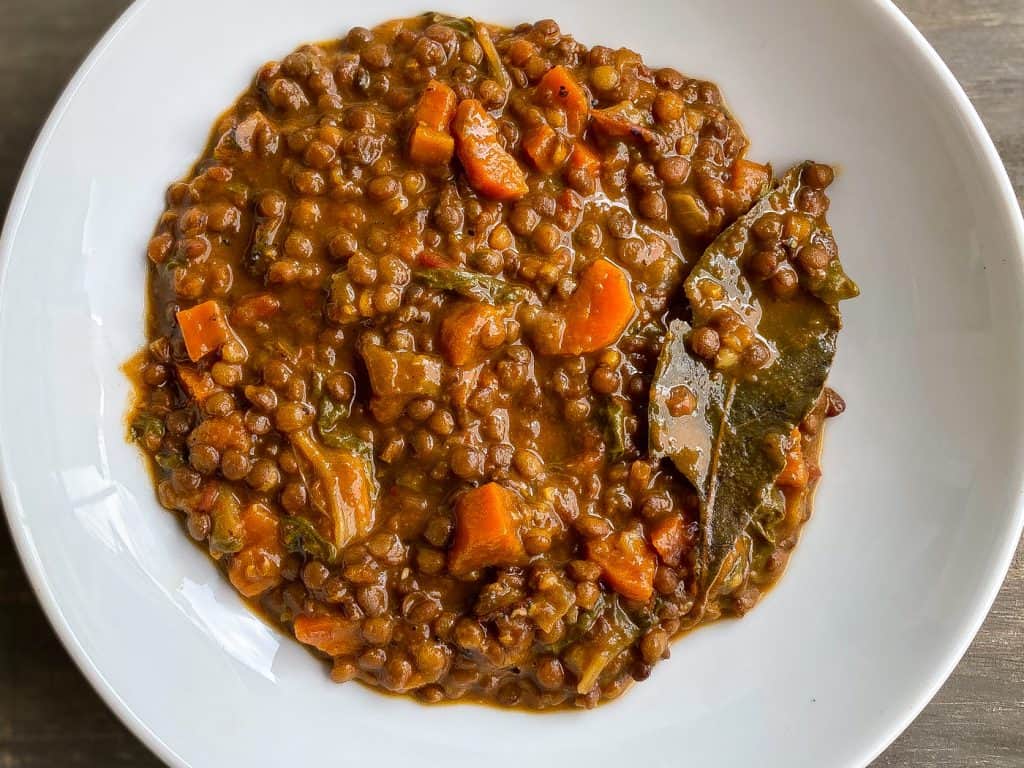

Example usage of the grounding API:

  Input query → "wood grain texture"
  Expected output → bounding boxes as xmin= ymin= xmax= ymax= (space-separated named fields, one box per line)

xmin=869 ymin=1 xmax=1024 ymax=763
xmin=0 ymin=1 xmax=1020 ymax=766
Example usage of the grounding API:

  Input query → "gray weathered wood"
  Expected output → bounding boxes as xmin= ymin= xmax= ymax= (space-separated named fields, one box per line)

xmin=0 ymin=1 xmax=1020 ymax=766
xmin=869 ymin=2 xmax=1024 ymax=765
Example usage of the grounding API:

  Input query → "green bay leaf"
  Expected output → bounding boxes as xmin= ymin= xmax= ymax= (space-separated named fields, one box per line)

xmin=650 ymin=162 xmax=855 ymax=600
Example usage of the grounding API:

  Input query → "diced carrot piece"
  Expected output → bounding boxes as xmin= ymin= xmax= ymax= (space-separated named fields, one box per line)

xmin=522 ymin=123 xmax=569 ymax=173
xmin=448 ymin=483 xmax=525 ymax=576
xmin=359 ymin=344 xmax=443 ymax=400
xmin=293 ymin=614 xmax=364 ymax=657
xmin=590 ymin=101 xmax=655 ymax=141
xmin=228 ymin=504 xmax=283 ymax=597
xmin=440 ymin=301 xmax=507 ymax=366
xmin=536 ymin=65 xmax=590 ymax=135
xmin=177 ymin=300 xmax=232 ymax=361
xmin=567 ymin=141 xmax=601 ymax=180
xmin=649 ymin=515 xmax=689 ymax=567
xmin=556 ymin=259 xmax=637 ymax=354
xmin=409 ymin=124 xmax=455 ymax=165
xmin=777 ymin=428 xmax=809 ymax=488
xmin=587 ymin=526 xmax=657 ymax=602
xmin=412 ymin=79 xmax=457 ymax=133
xmin=241 ymin=502 xmax=279 ymax=546
xmin=452 ymin=100 xmax=529 ymax=201
xmin=176 ymin=366 xmax=219 ymax=403
xmin=408 ymin=80 xmax=458 ymax=166
xmin=188 ymin=416 xmax=251 ymax=454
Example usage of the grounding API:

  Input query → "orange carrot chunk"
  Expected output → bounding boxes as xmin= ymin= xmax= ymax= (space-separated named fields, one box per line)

xmin=440 ymin=301 xmax=507 ymax=366
xmin=240 ymin=502 xmax=279 ymax=545
xmin=409 ymin=124 xmax=455 ymax=165
xmin=590 ymin=101 xmax=655 ymax=141
xmin=408 ymin=80 xmax=457 ymax=166
xmin=536 ymin=65 xmax=590 ymax=135
xmin=228 ymin=504 xmax=284 ymax=597
xmin=177 ymin=300 xmax=232 ymax=361
xmin=587 ymin=526 xmax=657 ymax=602
xmin=293 ymin=614 xmax=364 ymax=657
xmin=567 ymin=140 xmax=602 ymax=181
xmin=522 ymin=123 xmax=569 ymax=173
xmin=557 ymin=258 xmax=637 ymax=354
xmin=649 ymin=515 xmax=689 ymax=567
xmin=176 ymin=366 xmax=219 ymax=403
xmin=777 ymin=428 xmax=809 ymax=488
xmin=448 ymin=482 xmax=526 ymax=576
xmin=412 ymin=79 xmax=457 ymax=132
xmin=452 ymin=99 xmax=529 ymax=201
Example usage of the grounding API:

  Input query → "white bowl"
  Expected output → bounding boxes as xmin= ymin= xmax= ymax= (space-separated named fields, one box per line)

xmin=1 ymin=0 xmax=1021 ymax=766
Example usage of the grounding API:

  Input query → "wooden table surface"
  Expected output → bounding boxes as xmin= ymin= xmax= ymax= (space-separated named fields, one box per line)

xmin=1 ymin=1 xmax=1021 ymax=765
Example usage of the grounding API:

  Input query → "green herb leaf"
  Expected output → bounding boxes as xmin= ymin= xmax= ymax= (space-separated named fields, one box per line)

xmin=564 ymin=596 xmax=640 ymax=693
xmin=652 ymin=319 xmax=835 ymax=594
xmin=414 ymin=268 xmax=531 ymax=304
xmin=316 ymin=394 xmax=350 ymax=446
xmin=804 ymin=258 xmax=860 ymax=304
xmin=634 ymin=597 xmax=666 ymax=632
xmin=130 ymin=413 xmax=165 ymax=442
xmin=423 ymin=12 xmax=474 ymax=36
xmin=471 ymin=19 xmax=511 ymax=96
xmin=548 ymin=594 xmax=606 ymax=653
xmin=650 ymin=163 xmax=855 ymax=600
xmin=281 ymin=515 xmax=339 ymax=563
xmin=319 ymin=430 xmax=374 ymax=466
xmin=602 ymin=398 xmax=629 ymax=462
xmin=154 ymin=450 xmax=185 ymax=470
xmin=209 ymin=489 xmax=244 ymax=554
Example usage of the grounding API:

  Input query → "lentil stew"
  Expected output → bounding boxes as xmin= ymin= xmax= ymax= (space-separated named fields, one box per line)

xmin=125 ymin=13 xmax=858 ymax=709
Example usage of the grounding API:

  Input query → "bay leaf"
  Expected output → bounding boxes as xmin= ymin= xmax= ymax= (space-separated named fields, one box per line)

xmin=650 ymin=162 xmax=856 ymax=598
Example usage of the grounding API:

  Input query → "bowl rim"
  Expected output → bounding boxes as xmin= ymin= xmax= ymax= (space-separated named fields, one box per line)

xmin=1 ymin=1 xmax=1022 ymax=766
